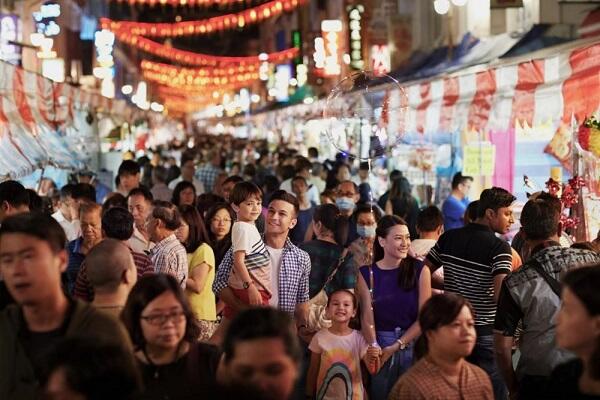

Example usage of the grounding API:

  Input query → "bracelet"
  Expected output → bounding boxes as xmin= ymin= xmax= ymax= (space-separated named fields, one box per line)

xmin=396 ymin=338 xmax=407 ymax=350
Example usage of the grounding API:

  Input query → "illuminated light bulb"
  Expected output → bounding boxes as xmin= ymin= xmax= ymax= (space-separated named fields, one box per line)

xmin=434 ymin=0 xmax=450 ymax=14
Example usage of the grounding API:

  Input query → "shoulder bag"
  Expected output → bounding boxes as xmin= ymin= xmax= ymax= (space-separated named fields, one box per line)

xmin=306 ymin=248 xmax=349 ymax=332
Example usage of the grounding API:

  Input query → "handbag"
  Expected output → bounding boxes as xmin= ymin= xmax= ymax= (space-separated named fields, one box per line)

xmin=306 ymin=248 xmax=349 ymax=332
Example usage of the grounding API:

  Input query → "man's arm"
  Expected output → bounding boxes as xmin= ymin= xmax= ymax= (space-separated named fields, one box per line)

xmin=212 ymin=249 xmax=233 ymax=296
xmin=218 ymin=287 xmax=248 ymax=312
xmin=494 ymin=332 xmax=517 ymax=398
xmin=494 ymin=280 xmax=523 ymax=399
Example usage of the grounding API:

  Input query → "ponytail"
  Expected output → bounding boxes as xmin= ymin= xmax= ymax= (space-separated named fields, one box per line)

xmin=313 ymin=204 xmax=349 ymax=246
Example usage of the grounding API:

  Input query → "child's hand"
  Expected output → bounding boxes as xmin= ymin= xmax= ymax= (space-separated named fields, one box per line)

xmin=366 ymin=345 xmax=381 ymax=374
xmin=247 ymin=285 xmax=263 ymax=305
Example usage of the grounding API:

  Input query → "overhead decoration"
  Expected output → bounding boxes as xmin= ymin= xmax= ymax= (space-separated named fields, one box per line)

xmin=113 ymin=32 xmax=299 ymax=66
xmin=143 ymin=69 xmax=259 ymax=90
xmin=101 ymin=0 xmax=306 ymax=37
xmin=111 ymin=0 xmax=257 ymax=7
xmin=140 ymin=60 xmax=257 ymax=77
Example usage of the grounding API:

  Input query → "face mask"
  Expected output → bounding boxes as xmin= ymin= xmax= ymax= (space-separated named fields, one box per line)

xmin=336 ymin=197 xmax=355 ymax=212
xmin=357 ymin=224 xmax=376 ymax=238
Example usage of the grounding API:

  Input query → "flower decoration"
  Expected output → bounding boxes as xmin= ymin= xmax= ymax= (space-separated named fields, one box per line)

xmin=577 ymin=116 xmax=600 ymax=158
xmin=545 ymin=178 xmax=561 ymax=197
xmin=545 ymin=175 xmax=587 ymax=233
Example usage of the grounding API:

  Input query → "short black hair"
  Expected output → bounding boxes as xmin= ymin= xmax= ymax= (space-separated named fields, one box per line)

xmin=291 ymin=175 xmax=307 ymax=186
xmin=0 ymin=180 xmax=29 ymax=208
xmin=520 ymin=193 xmax=562 ymax=240
xmin=102 ymin=193 xmax=128 ymax=215
xmin=308 ymin=147 xmax=318 ymax=158
xmin=222 ymin=308 xmax=302 ymax=365
xmin=418 ymin=293 xmax=475 ymax=354
xmin=223 ymin=175 xmax=244 ymax=186
xmin=477 ymin=187 xmax=516 ymax=218
xmin=354 ymin=203 xmax=383 ymax=222
xmin=128 ymin=187 xmax=153 ymax=203
xmin=122 ymin=274 xmax=199 ymax=350
xmin=151 ymin=201 xmax=181 ymax=231
xmin=60 ymin=183 xmax=76 ymax=200
xmin=0 ymin=212 xmax=66 ymax=253
xmin=230 ymin=181 xmax=262 ymax=206
xmin=269 ymin=189 xmax=299 ymax=216
xmin=562 ymin=264 xmax=600 ymax=316
xmin=44 ymin=337 xmax=141 ymax=400
xmin=294 ymin=157 xmax=312 ymax=174
xmin=26 ymin=189 xmax=43 ymax=213
xmin=102 ymin=207 xmax=134 ymax=240
xmin=417 ymin=206 xmax=444 ymax=233
xmin=171 ymin=181 xmax=196 ymax=207
xmin=359 ymin=162 xmax=369 ymax=171
xmin=152 ymin=166 xmax=168 ymax=184
xmin=72 ymin=183 xmax=96 ymax=203
xmin=465 ymin=200 xmax=480 ymax=224
xmin=118 ymin=160 xmax=141 ymax=177
xmin=451 ymin=172 xmax=473 ymax=190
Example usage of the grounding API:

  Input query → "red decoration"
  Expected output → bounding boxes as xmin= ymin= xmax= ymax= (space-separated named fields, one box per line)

xmin=545 ymin=178 xmax=561 ymax=196
xmin=102 ymin=0 xmax=306 ymax=37
xmin=140 ymin=60 xmax=257 ymax=77
xmin=112 ymin=0 xmax=254 ymax=6
xmin=115 ymin=33 xmax=299 ymax=66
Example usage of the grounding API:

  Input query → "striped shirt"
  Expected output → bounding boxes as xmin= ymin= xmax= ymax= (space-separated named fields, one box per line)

xmin=149 ymin=234 xmax=189 ymax=289
xmin=229 ymin=221 xmax=270 ymax=291
xmin=426 ymin=223 xmax=512 ymax=329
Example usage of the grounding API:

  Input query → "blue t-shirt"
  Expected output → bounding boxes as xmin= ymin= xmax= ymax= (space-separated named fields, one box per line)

xmin=442 ymin=195 xmax=469 ymax=231
xmin=289 ymin=203 xmax=316 ymax=244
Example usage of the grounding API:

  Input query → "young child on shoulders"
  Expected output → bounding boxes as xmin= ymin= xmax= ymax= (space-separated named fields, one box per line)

xmin=306 ymin=289 xmax=381 ymax=400
xmin=224 ymin=181 xmax=271 ymax=318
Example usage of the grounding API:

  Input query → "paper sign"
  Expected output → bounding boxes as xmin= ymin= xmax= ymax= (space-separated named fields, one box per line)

xmin=463 ymin=143 xmax=496 ymax=176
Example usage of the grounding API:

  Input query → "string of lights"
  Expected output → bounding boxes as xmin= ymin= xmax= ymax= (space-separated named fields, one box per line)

xmin=111 ymin=0 xmax=254 ymax=7
xmin=101 ymin=0 xmax=306 ymax=37
xmin=140 ymin=59 xmax=257 ymax=77
xmin=115 ymin=32 xmax=299 ymax=66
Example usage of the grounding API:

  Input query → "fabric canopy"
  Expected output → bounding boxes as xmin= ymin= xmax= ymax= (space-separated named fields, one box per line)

xmin=0 ymin=62 xmax=137 ymax=180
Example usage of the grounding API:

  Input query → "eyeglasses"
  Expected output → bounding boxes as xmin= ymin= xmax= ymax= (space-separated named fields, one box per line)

xmin=140 ymin=310 xmax=186 ymax=326
xmin=212 ymin=218 xmax=232 ymax=225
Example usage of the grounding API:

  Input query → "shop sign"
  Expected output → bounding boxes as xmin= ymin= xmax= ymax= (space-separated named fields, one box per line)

xmin=314 ymin=20 xmax=342 ymax=77
xmin=490 ymin=0 xmax=523 ymax=8
xmin=371 ymin=45 xmax=391 ymax=76
xmin=463 ymin=143 xmax=496 ymax=176
xmin=347 ymin=5 xmax=364 ymax=70
xmin=0 ymin=14 xmax=22 ymax=64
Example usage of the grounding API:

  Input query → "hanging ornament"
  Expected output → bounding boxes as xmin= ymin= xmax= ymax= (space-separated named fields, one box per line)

xmin=115 ymin=33 xmax=299 ymax=67
xmin=102 ymin=0 xmax=306 ymax=37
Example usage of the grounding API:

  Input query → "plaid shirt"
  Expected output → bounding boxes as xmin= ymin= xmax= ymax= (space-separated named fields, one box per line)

xmin=195 ymin=164 xmax=222 ymax=193
xmin=213 ymin=238 xmax=310 ymax=315
xmin=389 ymin=357 xmax=493 ymax=400
xmin=150 ymin=234 xmax=188 ymax=288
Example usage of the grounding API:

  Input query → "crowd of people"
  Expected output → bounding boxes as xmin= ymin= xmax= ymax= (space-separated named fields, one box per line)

xmin=0 ymin=136 xmax=600 ymax=400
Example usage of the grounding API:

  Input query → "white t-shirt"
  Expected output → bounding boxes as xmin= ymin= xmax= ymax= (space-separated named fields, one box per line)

xmin=51 ymin=210 xmax=81 ymax=242
xmin=266 ymin=245 xmax=283 ymax=307
xmin=280 ymin=179 xmax=321 ymax=205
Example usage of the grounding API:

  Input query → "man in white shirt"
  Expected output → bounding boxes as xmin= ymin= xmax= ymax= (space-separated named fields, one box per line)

xmin=127 ymin=187 xmax=154 ymax=253
xmin=51 ymin=184 xmax=81 ymax=242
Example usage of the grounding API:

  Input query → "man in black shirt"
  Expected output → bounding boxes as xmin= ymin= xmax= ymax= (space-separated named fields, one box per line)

xmin=0 ymin=213 xmax=132 ymax=398
xmin=426 ymin=187 xmax=516 ymax=400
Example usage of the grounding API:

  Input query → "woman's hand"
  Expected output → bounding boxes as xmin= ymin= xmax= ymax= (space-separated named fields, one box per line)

xmin=247 ymin=284 xmax=263 ymax=305
xmin=381 ymin=345 xmax=396 ymax=366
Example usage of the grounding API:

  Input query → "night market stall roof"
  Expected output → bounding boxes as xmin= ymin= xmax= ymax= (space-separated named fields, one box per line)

xmin=0 ymin=61 xmax=139 ymax=180
xmin=237 ymin=36 xmax=599 ymax=140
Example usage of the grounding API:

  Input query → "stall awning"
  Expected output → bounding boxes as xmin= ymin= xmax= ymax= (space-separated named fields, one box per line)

xmin=0 ymin=62 xmax=137 ymax=179
xmin=387 ymin=37 xmax=600 ymax=135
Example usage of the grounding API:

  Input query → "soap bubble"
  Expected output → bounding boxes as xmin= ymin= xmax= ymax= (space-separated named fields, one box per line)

xmin=323 ymin=71 xmax=407 ymax=161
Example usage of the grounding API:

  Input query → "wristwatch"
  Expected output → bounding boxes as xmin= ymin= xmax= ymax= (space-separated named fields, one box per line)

xmin=242 ymin=281 xmax=252 ymax=289
xmin=396 ymin=339 xmax=407 ymax=350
